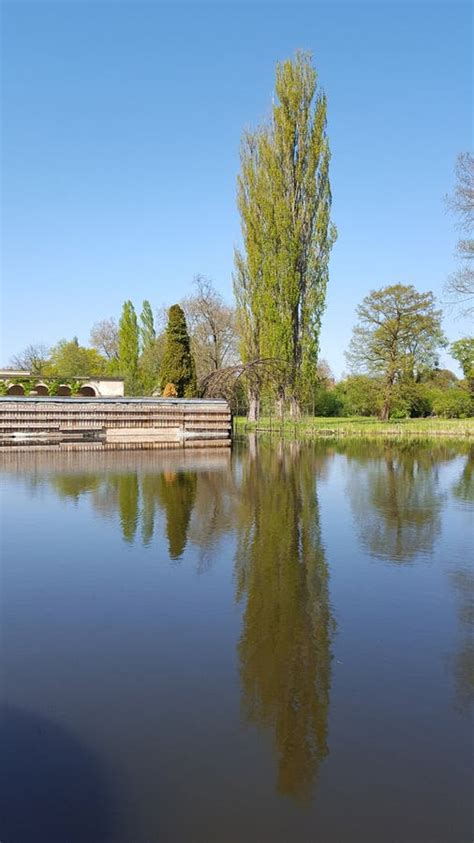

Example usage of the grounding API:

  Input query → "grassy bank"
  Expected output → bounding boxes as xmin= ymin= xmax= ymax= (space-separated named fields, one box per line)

xmin=234 ymin=415 xmax=474 ymax=439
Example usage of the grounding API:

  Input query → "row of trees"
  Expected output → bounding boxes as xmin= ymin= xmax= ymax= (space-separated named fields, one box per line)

xmin=9 ymin=53 xmax=473 ymax=417
xmin=11 ymin=276 xmax=237 ymax=397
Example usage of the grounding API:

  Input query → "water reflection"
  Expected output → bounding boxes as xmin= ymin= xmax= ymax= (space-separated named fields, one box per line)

xmin=452 ymin=449 xmax=474 ymax=506
xmin=235 ymin=442 xmax=333 ymax=801
xmin=449 ymin=568 xmax=474 ymax=713
xmin=2 ymin=441 xmax=472 ymax=816
xmin=344 ymin=441 xmax=451 ymax=561
xmin=141 ymin=471 xmax=197 ymax=558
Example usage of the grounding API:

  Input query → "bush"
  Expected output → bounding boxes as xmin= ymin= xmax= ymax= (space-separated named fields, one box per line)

xmin=431 ymin=389 xmax=473 ymax=418
xmin=392 ymin=382 xmax=432 ymax=418
xmin=163 ymin=382 xmax=178 ymax=398
xmin=334 ymin=376 xmax=382 ymax=417
xmin=313 ymin=387 xmax=343 ymax=417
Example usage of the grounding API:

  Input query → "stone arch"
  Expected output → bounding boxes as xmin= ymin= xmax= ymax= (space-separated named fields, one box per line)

xmin=7 ymin=383 xmax=25 ymax=395
xmin=35 ymin=383 xmax=49 ymax=395
xmin=56 ymin=384 xmax=72 ymax=396
xmin=78 ymin=384 xmax=97 ymax=397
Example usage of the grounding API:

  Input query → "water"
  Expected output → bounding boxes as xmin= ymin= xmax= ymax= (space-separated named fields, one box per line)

xmin=1 ymin=439 xmax=472 ymax=842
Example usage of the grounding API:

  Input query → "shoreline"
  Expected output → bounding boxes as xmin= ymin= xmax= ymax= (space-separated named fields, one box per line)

xmin=234 ymin=416 xmax=474 ymax=440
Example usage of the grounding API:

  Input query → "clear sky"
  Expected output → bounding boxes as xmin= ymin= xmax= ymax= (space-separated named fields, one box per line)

xmin=1 ymin=0 xmax=472 ymax=376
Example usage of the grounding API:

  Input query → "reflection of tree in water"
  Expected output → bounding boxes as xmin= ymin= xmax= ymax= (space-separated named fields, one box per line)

xmin=187 ymin=469 xmax=238 ymax=571
xmin=235 ymin=442 xmax=333 ymax=802
xmin=449 ymin=450 xmax=474 ymax=712
xmin=116 ymin=474 xmax=139 ymax=544
xmin=345 ymin=441 xmax=453 ymax=561
xmin=448 ymin=568 xmax=474 ymax=713
xmin=109 ymin=470 xmax=197 ymax=557
xmin=452 ymin=449 xmax=474 ymax=506
xmin=39 ymin=467 xmax=197 ymax=555
xmin=153 ymin=472 xmax=197 ymax=559
xmin=50 ymin=473 xmax=103 ymax=503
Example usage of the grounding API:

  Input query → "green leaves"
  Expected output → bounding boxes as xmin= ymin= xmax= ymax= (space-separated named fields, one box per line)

xmin=160 ymin=305 xmax=197 ymax=397
xmin=118 ymin=300 xmax=140 ymax=394
xmin=346 ymin=284 xmax=447 ymax=419
xmin=234 ymin=51 xmax=335 ymax=413
xmin=450 ymin=338 xmax=474 ymax=381
xmin=140 ymin=300 xmax=156 ymax=352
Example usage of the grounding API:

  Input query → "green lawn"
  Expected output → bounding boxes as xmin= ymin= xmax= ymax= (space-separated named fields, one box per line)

xmin=234 ymin=415 xmax=474 ymax=438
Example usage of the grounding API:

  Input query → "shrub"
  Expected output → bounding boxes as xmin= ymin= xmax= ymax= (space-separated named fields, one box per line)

xmin=163 ymin=382 xmax=178 ymax=398
xmin=393 ymin=382 xmax=433 ymax=418
xmin=334 ymin=376 xmax=383 ymax=417
xmin=313 ymin=386 xmax=343 ymax=416
xmin=432 ymin=389 xmax=473 ymax=418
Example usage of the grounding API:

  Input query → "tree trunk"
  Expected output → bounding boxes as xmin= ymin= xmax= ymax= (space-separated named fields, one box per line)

xmin=247 ymin=388 xmax=260 ymax=422
xmin=276 ymin=386 xmax=285 ymax=420
xmin=380 ymin=401 xmax=390 ymax=422
xmin=289 ymin=395 xmax=301 ymax=419
xmin=380 ymin=377 xmax=394 ymax=421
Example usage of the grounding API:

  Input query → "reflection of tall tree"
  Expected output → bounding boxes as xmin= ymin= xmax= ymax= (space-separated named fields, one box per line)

xmin=452 ymin=449 xmax=474 ymax=505
xmin=134 ymin=471 xmax=197 ymax=558
xmin=235 ymin=443 xmax=333 ymax=801
xmin=115 ymin=473 xmax=139 ymax=544
xmin=187 ymin=469 xmax=238 ymax=572
xmin=345 ymin=442 xmax=448 ymax=561
xmin=155 ymin=472 xmax=197 ymax=560
xmin=448 ymin=568 xmax=474 ymax=713
xmin=450 ymin=450 xmax=474 ymax=712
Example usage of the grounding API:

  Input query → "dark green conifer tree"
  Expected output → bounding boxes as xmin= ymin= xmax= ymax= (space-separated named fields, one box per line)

xmin=160 ymin=304 xmax=197 ymax=397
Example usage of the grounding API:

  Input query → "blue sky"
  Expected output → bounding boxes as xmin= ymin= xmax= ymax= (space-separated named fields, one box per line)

xmin=1 ymin=0 xmax=472 ymax=376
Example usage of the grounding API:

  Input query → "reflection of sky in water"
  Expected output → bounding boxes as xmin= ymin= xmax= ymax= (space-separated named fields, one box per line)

xmin=0 ymin=441 xmax=472 ymax=842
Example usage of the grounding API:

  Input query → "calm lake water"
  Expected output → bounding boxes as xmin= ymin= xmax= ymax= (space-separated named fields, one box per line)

xmin=1 ymin=439 xmax=472 ymax=842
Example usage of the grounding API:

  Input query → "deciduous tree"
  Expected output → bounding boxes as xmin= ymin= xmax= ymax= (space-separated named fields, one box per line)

xmin=89 ymin=318 xmax=119 ymax=360
xmin=182 ymin=276 xmax=237 ymax=380
xmin=445 ymin=152 xmax=474 ymax=316
xmin=47 ymin=337 xmax=106 ymax=377
xmin=346 ymin=284 xmax=446 ymax=420
xmin=140 ymin=300 xmax=156 ymax=352
xmin=450 ymin=337 xmax=474 ymax=394
xmin=234 ymin=51 xmax=336 ymax=418
xmin=118 ymin=301 xmax=140 ymax=394
xmin=10 ymin=343 xmax=50 ymax=375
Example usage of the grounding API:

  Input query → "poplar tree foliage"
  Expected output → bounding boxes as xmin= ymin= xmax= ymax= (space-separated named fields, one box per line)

xmin=118 ymin=300 xmax=140 ymax=394
xmin=346 ymin=284 xmax=446 ymax=421
xmin=160 ymin=305 xmax=197 ymax=397
xmin=140 ymin=300 xmax=156 ymax=351
xmin=234 ymin=51 xmax=336 ymax=418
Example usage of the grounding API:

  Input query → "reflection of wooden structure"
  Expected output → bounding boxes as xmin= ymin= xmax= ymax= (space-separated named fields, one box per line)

xmin=0 ymin=397 xmax=231 ymax=450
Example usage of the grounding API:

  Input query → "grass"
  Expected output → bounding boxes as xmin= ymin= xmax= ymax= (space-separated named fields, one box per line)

xmin=234 ymin=415 xmax=474 ymax=439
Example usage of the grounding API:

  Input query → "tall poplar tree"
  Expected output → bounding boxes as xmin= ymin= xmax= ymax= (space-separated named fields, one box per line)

xmin=118 ymin=300 xmax=140 ymax=394
xmin=140 ymin=300 xmax=156 ymax=351
xmin=234 ymin=51 xmax=336 ymax=417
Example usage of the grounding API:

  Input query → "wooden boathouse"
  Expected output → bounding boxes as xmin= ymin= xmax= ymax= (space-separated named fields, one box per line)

xmin=0 ymin=397 xmax=232 ymax=451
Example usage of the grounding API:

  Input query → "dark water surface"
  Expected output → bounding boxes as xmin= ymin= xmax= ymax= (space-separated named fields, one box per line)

xmin=1 ymin=439 xmax=472 ymax=842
